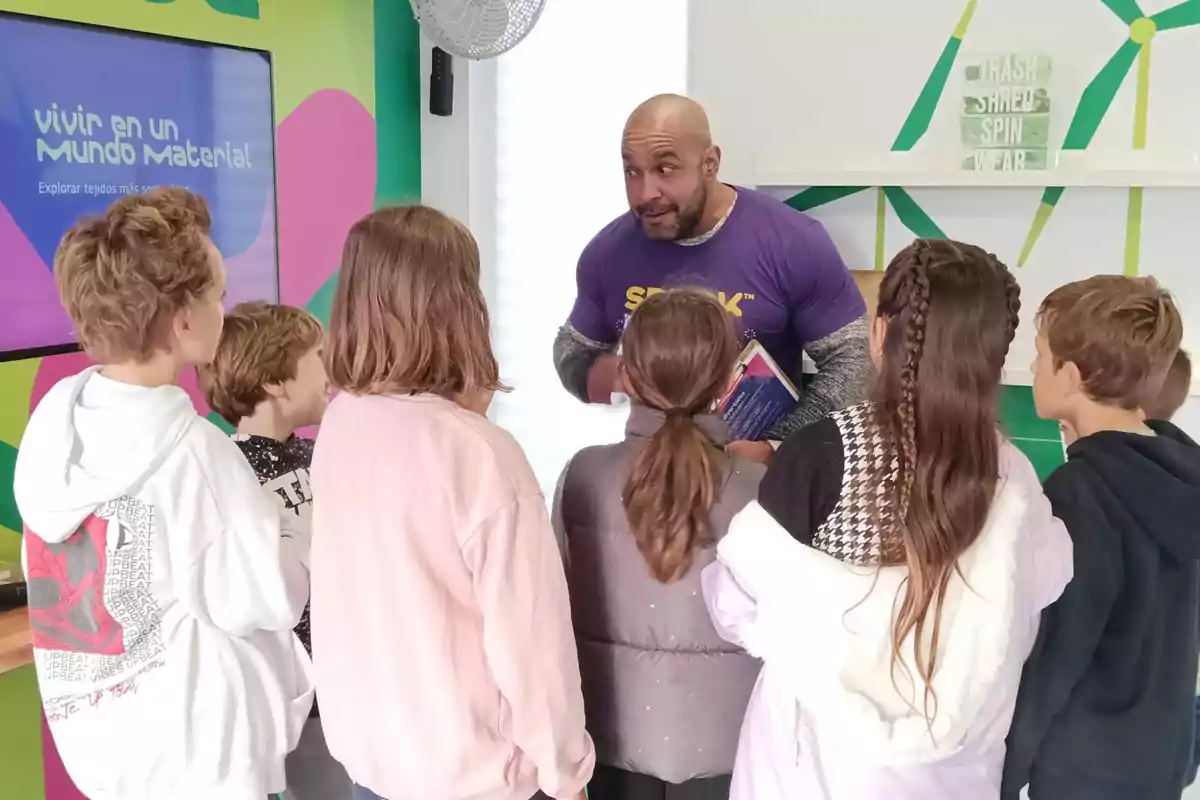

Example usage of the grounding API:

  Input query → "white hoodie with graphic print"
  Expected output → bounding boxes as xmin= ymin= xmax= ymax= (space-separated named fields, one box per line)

xmin=14 ymin=367 xmax=313 ymax=800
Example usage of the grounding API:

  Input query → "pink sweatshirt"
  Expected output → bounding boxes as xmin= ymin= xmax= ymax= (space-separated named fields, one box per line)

xmin=309 ymin=392 xmax=595 ymax=800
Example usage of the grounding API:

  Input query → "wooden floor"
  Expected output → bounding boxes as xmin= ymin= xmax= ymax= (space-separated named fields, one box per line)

xmin=0 ymin=607 xmax=31 ymax=675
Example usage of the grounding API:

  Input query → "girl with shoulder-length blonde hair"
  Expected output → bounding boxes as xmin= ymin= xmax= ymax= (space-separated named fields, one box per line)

xmin=309 ymin=205 xmax=594 ymax=800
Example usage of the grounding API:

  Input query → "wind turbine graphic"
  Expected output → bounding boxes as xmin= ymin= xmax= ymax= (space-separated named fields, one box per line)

xmin=786 ymin=0 xmax=978 ymax=269
xmin=1017 ymin=0 xmax=1200 ymax=275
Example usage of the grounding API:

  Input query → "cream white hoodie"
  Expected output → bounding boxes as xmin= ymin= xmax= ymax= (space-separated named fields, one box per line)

xmin=14 ymin=367 xmax=314 ymax=800
xmin=702 ymin=441 xmax=1073 ymax=800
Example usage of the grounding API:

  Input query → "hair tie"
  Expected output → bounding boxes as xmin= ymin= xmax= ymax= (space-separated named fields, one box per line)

xmin=665 ymin=407 xmax=691 ymax=421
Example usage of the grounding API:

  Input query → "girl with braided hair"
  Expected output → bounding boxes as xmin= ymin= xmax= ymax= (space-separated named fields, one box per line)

xmin=701 ymin=239 xmax=1074 ymax=800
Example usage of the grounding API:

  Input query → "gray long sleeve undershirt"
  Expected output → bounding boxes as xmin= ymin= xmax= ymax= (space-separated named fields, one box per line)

xmin=552 ymin=314 xmax=872 ymax=440
xmin=553 ymin=324 xmax=610 ymax=403
xmin=767 ymin=314 xmax=872 ymax=440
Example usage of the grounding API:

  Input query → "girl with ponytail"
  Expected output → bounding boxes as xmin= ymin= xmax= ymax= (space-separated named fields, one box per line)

xmin=553 ymin=287 xmax=765 ymax=800
xmin=703 ymin=239 xmax=1075 ymax=800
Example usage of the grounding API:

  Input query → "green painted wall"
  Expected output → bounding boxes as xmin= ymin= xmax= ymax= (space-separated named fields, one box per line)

xmin=1001 ymin=385 xmax=1067 ymax=481
xmin=0 ymin=667 xmax=42 ymax=800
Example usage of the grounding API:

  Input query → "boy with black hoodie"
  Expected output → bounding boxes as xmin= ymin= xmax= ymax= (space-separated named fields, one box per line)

xmin=1144 ymin=350 xmax=1200 ymax=789
xmin=1002 ymin=276 xmax=1200 ymax=800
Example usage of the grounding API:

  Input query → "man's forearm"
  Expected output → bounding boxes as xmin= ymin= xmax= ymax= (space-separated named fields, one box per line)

xmin=769 ymin=315 xmax=871 ymax=439
xmin=553 ymin=324 xmax=612 ymax=403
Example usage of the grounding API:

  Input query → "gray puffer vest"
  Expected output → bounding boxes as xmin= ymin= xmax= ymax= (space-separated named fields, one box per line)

xmin=552 ymin=404 xmax=764 ymax=783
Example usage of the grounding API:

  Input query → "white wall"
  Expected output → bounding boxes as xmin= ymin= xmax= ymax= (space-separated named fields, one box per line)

xmin=419 ymin=36 xmax=498 ymax=295
xmin=489 ymin=0 xmax=689 ymax=496
xmin=421 ymin=0 xmax=689 ymax=497
xmin=421 ymin=0 xmax=1200 ymax=470
xmin=690 ymin=0 xmax=1200 ymax=438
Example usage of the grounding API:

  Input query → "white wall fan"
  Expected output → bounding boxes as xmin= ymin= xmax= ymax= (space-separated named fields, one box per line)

xmin=410 ymin=0 xmax=547 ymax=115
xmin=409 ymin=0 xmax=547 ymax=60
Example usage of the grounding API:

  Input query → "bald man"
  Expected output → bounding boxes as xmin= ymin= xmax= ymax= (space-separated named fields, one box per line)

xmin=553 ymin=94 xmax=871 ymax=460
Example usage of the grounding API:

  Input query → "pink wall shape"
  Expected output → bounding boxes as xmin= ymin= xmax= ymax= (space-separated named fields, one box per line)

xmin=224 ymin=202 xmax=279 ymax=306
xmin=42 ymin=716 xmax=84 ymax=800
xmin=275 ymin=89 xmax=377 ymax=306
xmin=29 ymin=353 xmax=209 ymax=416
xmin=0 ymin=202 xmax=74 ymax=354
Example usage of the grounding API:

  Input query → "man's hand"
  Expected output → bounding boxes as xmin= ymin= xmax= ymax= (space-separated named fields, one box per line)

xmin=585 ymin=354 xmax=622 ymax=404
xmin=727 ymin=439 xmax=774 ymax=465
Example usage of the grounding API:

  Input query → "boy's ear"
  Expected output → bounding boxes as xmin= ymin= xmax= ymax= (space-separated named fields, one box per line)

xmin=262 ymin=382 xmax=286 ymax=399
xmin=171 ymin=308 xmax=191 ymax=339
xmin=1059 ymin=359 xmax=1083 ymax=396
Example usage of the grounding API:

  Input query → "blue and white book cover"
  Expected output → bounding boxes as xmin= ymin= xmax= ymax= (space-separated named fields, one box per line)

xmin=719 ymin=340 xmax=800 ymax=442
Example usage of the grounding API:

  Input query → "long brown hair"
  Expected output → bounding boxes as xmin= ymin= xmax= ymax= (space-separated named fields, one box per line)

xmin=872 ymin=239 xmax=1020 ymax=717
xmin=621 ymin=288 xmax=740 ymax=583
xmin=325 ymin=205 xmax=504 ymax=399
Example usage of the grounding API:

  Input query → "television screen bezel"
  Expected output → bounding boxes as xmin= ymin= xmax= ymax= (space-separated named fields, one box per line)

xmin=0 ymin=10 xmax=281 ymax=364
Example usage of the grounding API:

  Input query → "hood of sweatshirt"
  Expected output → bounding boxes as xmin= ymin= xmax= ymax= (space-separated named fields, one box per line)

xmin=14 ymin=367 xmax=197 ymax=544
xmin=709 ymin=440 xmax=1073 ymax=767
xmin=1062 ymin=421 xmax=1200 ymax=560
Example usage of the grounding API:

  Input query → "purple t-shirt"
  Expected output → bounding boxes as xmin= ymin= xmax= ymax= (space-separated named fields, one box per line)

xmin=568 ymin=187 xmax=865 ymax=379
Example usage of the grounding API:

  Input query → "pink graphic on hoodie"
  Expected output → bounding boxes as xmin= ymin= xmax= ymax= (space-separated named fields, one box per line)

xmin=25 ymin=513 xmax=124 ymax=657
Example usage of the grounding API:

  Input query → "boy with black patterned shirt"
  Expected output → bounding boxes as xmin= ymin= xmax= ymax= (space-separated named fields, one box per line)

xmin=232 ymin=433 xmax=317 ymax=651
xmin=200 ymin=301 xmax=349 ymax=800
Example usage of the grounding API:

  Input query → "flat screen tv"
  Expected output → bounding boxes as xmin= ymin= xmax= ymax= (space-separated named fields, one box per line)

xmin=0 ymin=12 xmax=278 ymax=361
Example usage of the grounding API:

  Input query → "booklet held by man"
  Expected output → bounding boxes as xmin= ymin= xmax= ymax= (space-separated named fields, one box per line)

xmin=719 ymin=340 xmax=800 ymax=442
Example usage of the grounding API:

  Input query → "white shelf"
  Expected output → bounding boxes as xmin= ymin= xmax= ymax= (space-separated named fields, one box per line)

xmin=756 ymin=154 xmax=1200 ymax=189
xmin=1001 ymin=367 xmax=1200 ymax=396
xmin=757 ymin=168 xmax=1200 ymax=189
xmin=1002 ymin=367 xmax=1033 ymax=387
